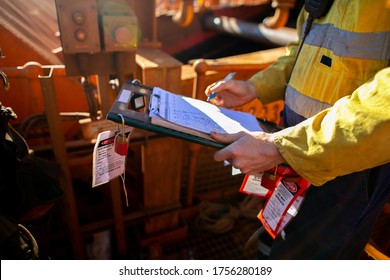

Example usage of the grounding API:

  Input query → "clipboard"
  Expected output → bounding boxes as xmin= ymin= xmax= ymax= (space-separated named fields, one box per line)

xmin=106 ymin=80 xmax=280 ymax=149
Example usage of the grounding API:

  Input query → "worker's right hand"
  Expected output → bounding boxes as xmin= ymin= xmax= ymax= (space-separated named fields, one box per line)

xmin=204 ymin=79 xmax=258 ymax=108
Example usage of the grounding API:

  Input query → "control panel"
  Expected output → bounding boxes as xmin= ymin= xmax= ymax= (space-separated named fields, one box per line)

xmin=55 ymin=0 xmax=101 ymax=54
xmin=55 ymin=0 xmax=138 ymax=54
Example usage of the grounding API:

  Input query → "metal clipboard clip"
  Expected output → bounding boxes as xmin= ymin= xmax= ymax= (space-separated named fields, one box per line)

xmin=108 ymin=79 xmax=153 ymax=124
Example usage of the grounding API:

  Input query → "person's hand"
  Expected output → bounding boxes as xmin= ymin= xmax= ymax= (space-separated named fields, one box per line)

xmin=210 ymin=130 xmax=285 ymax=174
xmin=205 ymin=79 xmax=258 ymax=108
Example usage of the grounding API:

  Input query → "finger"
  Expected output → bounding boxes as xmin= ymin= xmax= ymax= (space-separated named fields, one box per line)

xmin=209 ymin=80 xmax=227 ymax=93
xmin=214 ymin=148 xmax=230 ymax=162
xmin=210 ymin=131 xmax=243 ymax=143
xmin=204 ymin=82 xmax=217 ymax=96
xmin=210 ymin=95 xmax=222 ymax=106
xmin=212 ymin=133 xmax=243 ymax=162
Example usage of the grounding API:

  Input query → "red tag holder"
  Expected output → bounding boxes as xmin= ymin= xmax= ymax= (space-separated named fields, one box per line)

xmin=240 ymin=164 xmax=311 ymax=239
xmin=258 ymin=175 xmax=310 ymax=239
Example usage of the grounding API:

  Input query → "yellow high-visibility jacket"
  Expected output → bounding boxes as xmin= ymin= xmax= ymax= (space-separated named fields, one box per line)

xmin=249 ymin=0 xmax=390 ymax=186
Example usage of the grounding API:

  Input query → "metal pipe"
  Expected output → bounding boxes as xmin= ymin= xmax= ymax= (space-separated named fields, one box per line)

xmin=202 ymin=14 xmax=298 ymax=47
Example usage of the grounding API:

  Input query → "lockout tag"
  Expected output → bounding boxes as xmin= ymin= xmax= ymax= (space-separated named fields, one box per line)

xmin=240 ymin=174 xmax=271 ymax=198
xmin=92 ymin=128 xmax=133 ymax=188
xmin=239 ymin=165 xmax=289 ymax=199
xmin=258 ymin=177 xmax=310 ymax=238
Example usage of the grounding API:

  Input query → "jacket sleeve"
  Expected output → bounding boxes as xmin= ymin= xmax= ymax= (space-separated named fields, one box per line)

xmin=248 ymin=8 xmax=306 ymax=105
xmin=273 ymin=67 xmax=390 ymax=186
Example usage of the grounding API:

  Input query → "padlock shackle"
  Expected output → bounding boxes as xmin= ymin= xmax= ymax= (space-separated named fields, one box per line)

xmin=118 ymin=113 xmax=125 ymax=138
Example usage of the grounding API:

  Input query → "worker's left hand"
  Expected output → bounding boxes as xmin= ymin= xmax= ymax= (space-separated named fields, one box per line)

xmin=210 ymin=131 xmax=285 ymax=174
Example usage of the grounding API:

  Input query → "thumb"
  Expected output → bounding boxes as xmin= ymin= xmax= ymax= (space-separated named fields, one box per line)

xmin=209 ymin=79 xmax=230 ymax=93
xmin=210 ymin=131 xmax=242 ymax=144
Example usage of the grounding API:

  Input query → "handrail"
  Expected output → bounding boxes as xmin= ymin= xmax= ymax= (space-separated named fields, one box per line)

xmin=263 ymin=0 xmax=296 ymax=29
xmin=173 ymin=0 xmax=194 ymax=27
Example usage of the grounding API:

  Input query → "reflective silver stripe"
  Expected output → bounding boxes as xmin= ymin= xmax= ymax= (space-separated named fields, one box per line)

xmin=285 ymin=85 xmax=332 ymax=118
xmin=303 ymin=22 xmax=390 ymax=60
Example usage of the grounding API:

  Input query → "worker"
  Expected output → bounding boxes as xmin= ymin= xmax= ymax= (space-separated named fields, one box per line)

xmin=205 ymin=0 xmax=390 ymax=259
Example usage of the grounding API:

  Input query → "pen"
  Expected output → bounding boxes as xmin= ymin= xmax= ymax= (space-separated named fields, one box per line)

xmin=207 ymin=72 xmax=236 ymax=101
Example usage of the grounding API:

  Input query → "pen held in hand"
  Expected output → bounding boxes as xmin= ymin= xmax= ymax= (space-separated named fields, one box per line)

xmin=207 ymin=72 xmax=236 ymax=101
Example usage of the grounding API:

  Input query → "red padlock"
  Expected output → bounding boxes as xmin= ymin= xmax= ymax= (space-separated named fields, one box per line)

xmin=114 ymin=114 xmax=128 ymax=156
xmin=261 ymin=167 xmax=281 ymax=192
xmin=115 ymin=134 xmax=128 ymax=156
